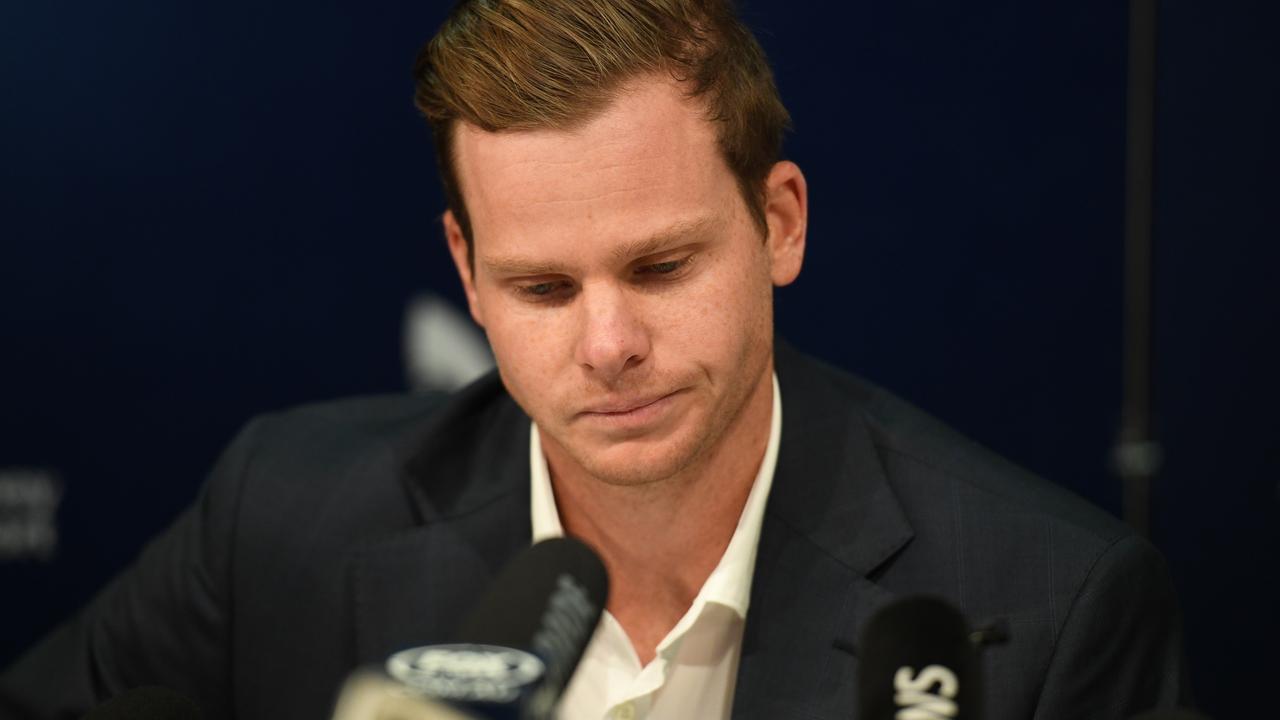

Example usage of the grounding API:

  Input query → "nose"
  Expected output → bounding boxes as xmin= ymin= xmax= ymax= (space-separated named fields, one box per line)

xmin=573 ymin=282 xmax=650 ymax=379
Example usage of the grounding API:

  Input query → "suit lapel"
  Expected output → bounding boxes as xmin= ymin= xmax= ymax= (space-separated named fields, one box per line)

xmin=732 ymin=344 xmax=914 ymax=719
xmin=349 ymin=375 xmax=533 ymax=663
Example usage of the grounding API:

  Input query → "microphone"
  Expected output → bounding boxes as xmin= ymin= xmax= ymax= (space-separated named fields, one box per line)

xmin=81 ymin=687 xmax=203 ymax=720
xmin=452 ymin=536 xmax=608 ymax=715
xmin=332 ymin=672 xmax=481 ymax=720
xmin=857 ymin=596 xmax=981 ymax=720
xmin=335 ymin=537 xmax=608 ymax=720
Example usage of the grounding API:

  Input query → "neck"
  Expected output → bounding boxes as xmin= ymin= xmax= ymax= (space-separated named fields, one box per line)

xmin=546 ymin=365 xmax=775 ymax=664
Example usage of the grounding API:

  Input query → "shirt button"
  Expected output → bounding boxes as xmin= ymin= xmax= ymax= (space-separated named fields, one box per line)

xmin=615 ymin=701 xmax=637 ymax=720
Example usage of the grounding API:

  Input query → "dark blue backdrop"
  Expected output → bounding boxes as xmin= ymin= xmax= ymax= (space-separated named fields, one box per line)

xmin=2 ymin=1 xmax=1276 ymax=716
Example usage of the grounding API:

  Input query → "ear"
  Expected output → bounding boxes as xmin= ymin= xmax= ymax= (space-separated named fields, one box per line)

xmin=763 ymin=160 xmax=808 ymax=287
xmin=443 ymin=209 xmax=486 ymax=327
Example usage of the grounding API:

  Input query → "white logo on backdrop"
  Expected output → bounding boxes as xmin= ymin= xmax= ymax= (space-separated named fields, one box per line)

xmin=0 ymin=468 xmax=62 ymax=561
xmin=403 ymin=294 xmax=495 ymax=392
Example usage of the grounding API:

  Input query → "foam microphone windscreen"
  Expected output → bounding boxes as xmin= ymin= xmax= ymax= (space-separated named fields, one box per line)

xmin=857 ymin=596 xmax=981 ymax=720
xmin=332 ymin=672 xmax=481 ymax=720
xmin=454 ymin=537 xmax=608 ymax=711
xmin=335 ymin=539 xmax=607 ymax=720
xmin=371 ymin=538 xmax=608 ymax=720
xmin=81 ymin=687 xmax=203 ymax=720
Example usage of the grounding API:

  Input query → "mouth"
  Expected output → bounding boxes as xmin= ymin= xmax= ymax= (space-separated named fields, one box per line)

xmin=576 ymin=389 xmax=685 ymax=429
xmin=581 ymin=391 xmax=677 ymax=416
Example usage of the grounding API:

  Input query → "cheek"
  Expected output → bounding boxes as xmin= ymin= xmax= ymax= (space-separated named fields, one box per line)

xmin=480 ymin=301 xmax=570 ymax=405
xmin=660 ymin=251 xmax=772 ymax=369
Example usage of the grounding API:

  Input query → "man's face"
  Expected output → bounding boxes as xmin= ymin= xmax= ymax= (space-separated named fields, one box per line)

xmin=445 ymin=76 xmax=805 ymax=486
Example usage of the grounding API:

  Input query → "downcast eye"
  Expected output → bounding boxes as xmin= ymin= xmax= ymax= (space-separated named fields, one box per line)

xmin=637 ymin=257 xmax=691 ymax=276
xmin=645 ymin=261 xmax=682 ymax=274
xmin=513 ymin=279 xmax=574 ymax=302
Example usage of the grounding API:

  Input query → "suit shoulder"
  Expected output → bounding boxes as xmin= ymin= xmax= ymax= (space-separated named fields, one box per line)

xmin=257 ymin=368 xmax=515 ymax=438
xmin=877 ymin=386 xmax=1126 ymax=541
xmin=205 ymin=393 xmax=449 ymax=519
xmin=802 ymin=355 xmax=1131 ymax=547
xmin=257 ymin=392 xmax=450 ymax=440
xmin=226 ymin=370 xmax=518 ymax=492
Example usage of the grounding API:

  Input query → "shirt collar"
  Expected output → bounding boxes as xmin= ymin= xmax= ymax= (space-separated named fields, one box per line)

xmin=530 ymin=372 xmax=782 ymax=618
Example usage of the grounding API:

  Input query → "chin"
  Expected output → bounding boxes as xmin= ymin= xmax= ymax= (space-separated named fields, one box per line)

xmin=569 ymin=433 xmax=705 ymax=487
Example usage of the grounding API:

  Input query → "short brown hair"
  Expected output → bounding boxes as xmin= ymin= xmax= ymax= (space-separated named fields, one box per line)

xmin=413 ymin=0 xmax=791 ymax=254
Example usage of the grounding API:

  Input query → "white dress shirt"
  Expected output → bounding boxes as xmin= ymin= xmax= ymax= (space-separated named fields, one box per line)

xmin=529 ymin=374 xmax=782 ymax=720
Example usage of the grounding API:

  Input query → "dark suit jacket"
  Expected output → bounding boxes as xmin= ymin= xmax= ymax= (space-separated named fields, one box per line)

xmin=0 ymin=344 xmax=1187 ymax=719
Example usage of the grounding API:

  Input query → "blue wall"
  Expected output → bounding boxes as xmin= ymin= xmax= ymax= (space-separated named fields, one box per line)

xmin=2 ymin=1 xmax=1276 ymax=716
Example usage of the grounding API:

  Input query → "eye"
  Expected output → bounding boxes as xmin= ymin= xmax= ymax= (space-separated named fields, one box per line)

xmin=525 ymin=282 xmax=559 ymax=296
xmin=643 ymin=260 xmax=682 ymax=274
xmin=635 ymin=257 xmax=692 ymax=277
xmin=512 ymin=279 xmax=574 ymax=302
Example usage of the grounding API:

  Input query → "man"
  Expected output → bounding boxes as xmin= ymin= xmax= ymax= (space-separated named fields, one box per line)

xmin=1 ymin=1 xmax=1186 ymax=719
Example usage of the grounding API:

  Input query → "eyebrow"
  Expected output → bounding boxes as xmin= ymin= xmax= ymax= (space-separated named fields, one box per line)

xmin=480 ymin=214 xmax=723 ymax=276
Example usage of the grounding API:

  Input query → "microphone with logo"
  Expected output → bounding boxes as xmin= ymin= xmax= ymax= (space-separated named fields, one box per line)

xmin=857 ymin=596 xmax=982 ymax=720
xmin=333 ymin=537 xmax=609 ymax=720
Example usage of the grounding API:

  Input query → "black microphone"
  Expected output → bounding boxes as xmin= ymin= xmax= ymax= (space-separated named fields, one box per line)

xmin=81 ymin=687 xmax=203 ymax=720
xmin=857 ymin=596 xmax=981 ymax=720
xmin=341 ymin=537 xmax=608 ymax=720
xmin=454 ymin=536 xmax=608 ymax=717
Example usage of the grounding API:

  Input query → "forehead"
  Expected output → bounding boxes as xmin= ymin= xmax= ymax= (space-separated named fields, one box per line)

xmin=452 ymin=76 xmax=735 ymax=254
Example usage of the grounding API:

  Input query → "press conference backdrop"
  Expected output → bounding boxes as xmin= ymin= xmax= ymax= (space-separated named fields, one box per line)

xmin=1 ymin=1 xmax=1275 ymax=716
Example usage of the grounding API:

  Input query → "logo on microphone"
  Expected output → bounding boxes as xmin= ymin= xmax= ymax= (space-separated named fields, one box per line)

xmin=386 ymin=644 xmax=545 ymax=703
xmin=893 ymin=665 xmax=959 ymax=719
